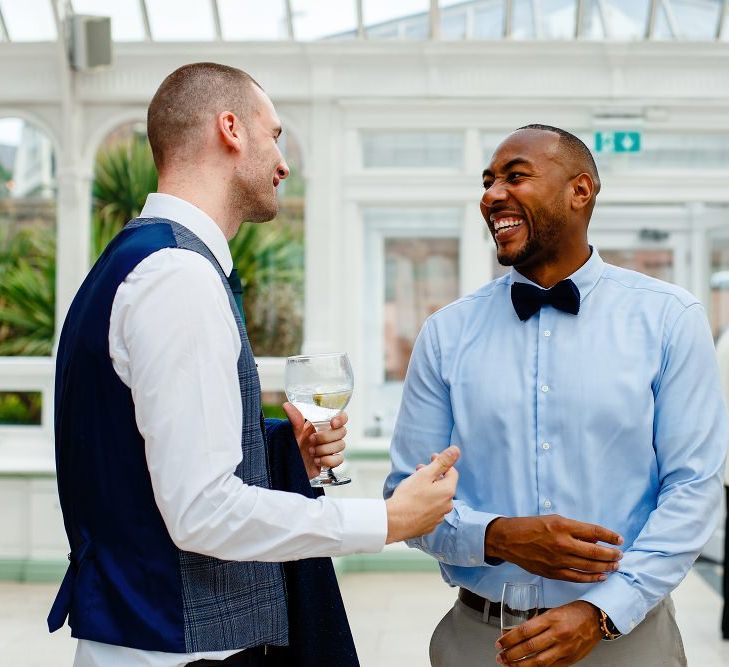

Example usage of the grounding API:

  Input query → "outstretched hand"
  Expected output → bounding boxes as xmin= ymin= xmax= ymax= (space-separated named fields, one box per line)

xmin=283 ymin=402 xmax=347 ymax=480
xmin=385 ymin=446 xmax=460 ymax=544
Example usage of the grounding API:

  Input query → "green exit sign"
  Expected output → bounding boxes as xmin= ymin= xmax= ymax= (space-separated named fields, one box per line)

xmin=595 ymin=131 xmax=641 ymax=153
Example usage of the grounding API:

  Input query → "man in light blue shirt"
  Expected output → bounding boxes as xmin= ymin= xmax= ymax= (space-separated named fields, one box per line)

xmin=385 ymin=125 xmax=728 ymax=666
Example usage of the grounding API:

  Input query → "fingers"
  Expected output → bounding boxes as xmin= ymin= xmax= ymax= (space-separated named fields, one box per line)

xmin=420 ymin=445 xmax=460 ymax=481
xmin=498 ymin=628 xmax=556 ymax=664
xmin=318 ymin=452 xmax=344 ymax=469
xmin=308 ymin=424 xmax=347 ymax=448
xmin=497 ymin=615 xmax=551 ymax=651
xmin=330 ymin=411 xmax=349 ymax=429
xmin=570 ymin=520 xmax=624 ymax=547
xmin=500 ymin=646 xmax=565 ymax=667
xmin=568 ymin=539 xmax=623 ymax=564
xmin=556 ymin=553 xmax=621 ymax=574
xmin=549 ymin=568 xmax=613 ymax=584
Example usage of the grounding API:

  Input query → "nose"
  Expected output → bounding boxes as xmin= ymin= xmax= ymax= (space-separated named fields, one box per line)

xmin=277 ymin=159 xmax=290 ymax=181
xmin=480 ymin=179 xmax=509 ymax=219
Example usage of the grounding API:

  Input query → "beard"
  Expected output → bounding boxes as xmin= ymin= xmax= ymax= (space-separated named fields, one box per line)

xmin=496 ymin=201 xmax=565 ymax=268
xmin=230 ymin=144 xmax=280 ymax=224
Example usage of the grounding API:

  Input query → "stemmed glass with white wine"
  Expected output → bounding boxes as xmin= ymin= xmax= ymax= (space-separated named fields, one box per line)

xmin=284 ymin=352 xmax=354 ymax=487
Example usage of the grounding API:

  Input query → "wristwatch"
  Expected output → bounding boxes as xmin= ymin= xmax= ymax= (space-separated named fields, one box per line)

xmin=597 ymin=608 xmax=622 ymax=641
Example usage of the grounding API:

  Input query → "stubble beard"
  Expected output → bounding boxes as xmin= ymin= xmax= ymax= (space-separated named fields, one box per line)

xmin=496 ymin=203 xmax=564 ymax=268
xmin=231 ymin=147 xmax=279 ymax=224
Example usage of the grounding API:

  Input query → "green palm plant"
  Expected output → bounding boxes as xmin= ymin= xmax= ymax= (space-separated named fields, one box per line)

xmin=91 ymin=137 xmax=158 ymax=260
xmin=0 ymin=226 xmax=55 ymax=356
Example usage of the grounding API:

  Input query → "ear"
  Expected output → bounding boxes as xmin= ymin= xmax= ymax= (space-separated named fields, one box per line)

xmin=216 ymin=111 xmax=245 ymax=154
xmin=570 ymin=173 xmax=594 ymax=211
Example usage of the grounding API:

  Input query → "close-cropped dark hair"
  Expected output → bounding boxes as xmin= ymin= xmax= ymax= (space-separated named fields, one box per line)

xmin=147 ymin=62 xmax=261 ymax=171
xmin=518 ymin=123 xmax=601 ymax=194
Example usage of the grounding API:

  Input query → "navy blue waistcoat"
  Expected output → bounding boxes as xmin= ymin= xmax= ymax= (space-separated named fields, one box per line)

xmin=48 ymin=218 xmax=288 ymax=653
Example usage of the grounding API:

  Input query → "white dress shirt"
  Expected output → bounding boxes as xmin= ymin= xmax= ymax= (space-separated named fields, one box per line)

xmin=75 ymin=193 xmax=387 ymax=667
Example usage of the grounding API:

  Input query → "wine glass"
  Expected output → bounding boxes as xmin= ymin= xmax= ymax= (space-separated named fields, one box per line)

xmin=500 ymin=583 xmax=539 ymax=635
xmin=284 ymin=352 xmax=354 ymax=487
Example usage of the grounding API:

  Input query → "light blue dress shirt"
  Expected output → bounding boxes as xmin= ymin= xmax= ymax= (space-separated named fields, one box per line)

xmin=384 ymin=248 xmax=728 ymax=635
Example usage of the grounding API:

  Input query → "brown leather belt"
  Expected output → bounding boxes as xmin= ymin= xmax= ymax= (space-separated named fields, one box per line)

xmin=458 ymin=588 xmax=549 ymax=621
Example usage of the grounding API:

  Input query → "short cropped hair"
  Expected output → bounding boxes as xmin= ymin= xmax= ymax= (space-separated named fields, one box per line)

xmin=517 ymin=123 xmax=601 ymax=195
xmin=147 ymin=62 xmax=261 ymax=171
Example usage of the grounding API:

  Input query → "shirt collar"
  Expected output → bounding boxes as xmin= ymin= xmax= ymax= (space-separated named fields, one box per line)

xmin=508 ymin=246 xmax=605 ymax=303
xmin=139 ymin=193 xmax=233 ymax=276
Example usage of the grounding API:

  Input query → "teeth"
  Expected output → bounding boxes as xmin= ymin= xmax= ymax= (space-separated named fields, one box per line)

xmin=493 ymin=217 xmax=523 ymax=231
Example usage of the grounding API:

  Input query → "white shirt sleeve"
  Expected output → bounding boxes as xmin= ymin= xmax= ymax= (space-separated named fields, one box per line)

xmin=109 ymin=248 xmax=386 ymax=561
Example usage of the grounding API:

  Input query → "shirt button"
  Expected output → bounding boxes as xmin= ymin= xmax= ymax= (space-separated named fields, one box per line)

xmin=542 ymin=442 xmax=551 ymax=450
xmin=541 ymin=385 xmax=549 ymax=393
xmin=544 ymin=330 xmax=551 ymax=337
xmin=544 ymin=499 xmax=552 ymax=509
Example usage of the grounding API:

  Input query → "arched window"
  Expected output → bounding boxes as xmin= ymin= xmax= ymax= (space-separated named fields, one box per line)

xmin=0 ymin=116 xmax=57 ymax=426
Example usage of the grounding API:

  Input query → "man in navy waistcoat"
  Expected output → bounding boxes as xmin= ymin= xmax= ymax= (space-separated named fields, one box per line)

xmin=49 ymin=62 xmax=460 ymax=667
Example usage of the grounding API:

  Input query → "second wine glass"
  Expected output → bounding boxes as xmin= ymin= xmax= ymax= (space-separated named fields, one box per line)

xmin=284 ymin=352 xmax=354 ymax=487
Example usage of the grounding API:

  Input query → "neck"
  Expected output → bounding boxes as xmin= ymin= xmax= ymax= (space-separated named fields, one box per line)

xmin=517 ymin=242 xmax=591 ymax=288
xmin=157 ymin=170 xmax=240 ymax=240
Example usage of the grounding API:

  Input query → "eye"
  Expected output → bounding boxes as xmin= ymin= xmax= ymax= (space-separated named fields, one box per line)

xmin=482 ymin=180 xmax=493 ymax=190
xmin=507 ymin=172 xmax=525 ymax=182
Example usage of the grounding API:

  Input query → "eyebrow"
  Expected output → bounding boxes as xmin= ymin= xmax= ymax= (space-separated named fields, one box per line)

xmin=482 ymin=157 xmax=534 ymax=180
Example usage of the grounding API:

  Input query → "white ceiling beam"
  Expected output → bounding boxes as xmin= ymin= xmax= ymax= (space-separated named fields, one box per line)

xmin=661 ymin=0 xmax=681 ymax=40
xmin=210 ymin=0 xmax=222 ymax=41
xmin=0 ymin=4 xmax=8 ymax=41
xmin=504 ymin=0 xmax=513 ymax=38
xmin=356 ymin=0 xmax=364 ymax=38
xmin=575 ymin=0 xmax=585 ymax=39
xmin=430 ymin=0 xmax=440 ymax=40
xmin=646 ymin=0 xmax=659 ymax=39
xmin=284 ymin=0 xmax=294 ymax=40
xmin=717 ymin=0 xmax=728 ymax=40
xmin=596 ymin=0 xmax=612 ymax=39
xmin=532 ymin=0 xmax=541 ymax=38
xmin=139 ymin=0 xmax=152 ymax=41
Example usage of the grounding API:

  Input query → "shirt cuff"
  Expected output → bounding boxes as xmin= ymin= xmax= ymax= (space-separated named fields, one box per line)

xmin=452 ymin=511 xmax=503 ymax=567
xmin=332 ymin=498 xmax=387 ymax=555
xmin=579 ymin=573 xmax=648 ymax=635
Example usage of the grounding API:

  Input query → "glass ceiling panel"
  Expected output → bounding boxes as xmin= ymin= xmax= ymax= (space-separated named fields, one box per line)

xmin=0 ymin=0 xmax=56 ymax=41
xmin=653 ymin=2 xmax=676 ymax=39
xmin=146 ymin=0 xmax=215 ymax=41
xmin=604 ymin=0 xmax=651 ymax=39
xmin=670 ymin=0 xmax=723 ymax=40
xmin=291 ymin=0 xmax=357 ymax=40
xmin=512 ymin=0 xmax=536 ymax=38
xmin=71 ymin=0 xmax=146 ymax=41
xmin=581 ymin=0 xmax=608 ymax=38
xmin=219 ymin=0 xmax=288 ymax=40
xmin=364 ymin=0 xmax=430 ymax=39
xmin=473 ymin=1 xmax=506 ymax=38
xmin=537 ymin=0 xmax=578 ymax=39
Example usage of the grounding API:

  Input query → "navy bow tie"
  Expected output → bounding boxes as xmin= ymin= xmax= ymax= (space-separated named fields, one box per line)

xmin=510 ymin=279 xmax=581 ymax=322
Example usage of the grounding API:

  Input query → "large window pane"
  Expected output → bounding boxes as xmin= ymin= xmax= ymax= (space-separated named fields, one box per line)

xmin=384 ymin=237 xmax=459 ymax=381
xmin=291 ymin=0 xmax=356 ymax=41
xmin=0 ymin=117 xmax=56 ymax=357
xmin=362 ymin=131 xmax=464 ymax=168
xmin=219 ymin=0 xmax=289 ymax=40
xmin=0 ymin=0 xmax=56 ymax=41
xmin=536 ymin=0 xmax=577 ymax=39
xmin=600 ymin=248 xmax=674 ymax=282
xmin=146 ymin=0 xmax=215 ymax=41
xmin=72 ymin=0 xmax=146 ymax=41
xmin=670 ymin=0 xmax=723 ymax=40
xmin=603 ymin=0 xmax=651 ymax=39
xmin=364 ymin=0 xmax=430 ymax=39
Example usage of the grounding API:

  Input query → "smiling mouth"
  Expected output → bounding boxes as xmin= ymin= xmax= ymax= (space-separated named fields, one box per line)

xmin=490 ymin=216 xmax=525 ymax=239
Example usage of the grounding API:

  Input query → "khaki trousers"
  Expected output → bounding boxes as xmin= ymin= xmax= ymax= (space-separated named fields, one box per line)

xmin=429 ymin=595 xmax=687 ymax=666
